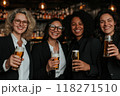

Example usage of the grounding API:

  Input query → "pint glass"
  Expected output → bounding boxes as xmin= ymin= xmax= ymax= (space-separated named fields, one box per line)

xmin=12 ymin=46 xmax=24 ymax=70
xmin=72 ymin=50 xmax=79 ymax=69
xmin=103 ymin=35 xmax=113 ymax=57
xmin=14 ymin=46 xmax=24 ymax=58
xmin=72 ymin=50 xmax=79 ymax=60
xmin=51 ymin=51 xmax=59 ymax=70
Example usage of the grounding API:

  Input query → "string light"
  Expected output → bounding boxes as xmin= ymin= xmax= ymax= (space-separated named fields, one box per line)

xmin=38 ymin=1 xmax=46 ymax=10
xmin=108 ymin=4 xmax=116 ymax=12
xmin=0 ymin=0 xmax=9 ymax=7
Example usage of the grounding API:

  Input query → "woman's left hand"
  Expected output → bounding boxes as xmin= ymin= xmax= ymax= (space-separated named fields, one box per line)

xmin=72 ymin=60 xmax=90 ymax=72
xmin=108 ymin=44 xmax=120 ymax=60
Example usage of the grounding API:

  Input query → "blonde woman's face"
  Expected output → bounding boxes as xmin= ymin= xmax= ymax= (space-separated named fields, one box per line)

xmin=12 ymin=13 xmax=28 ymax=35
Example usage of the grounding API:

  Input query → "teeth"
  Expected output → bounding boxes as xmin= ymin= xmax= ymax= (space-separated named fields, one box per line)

xmin=76 ymin=30 xmax=80 ymax=32
xmin=17 ymin=27 xmax=23 ymax=30
xmin=53 ymin=33 xmax=58 ymax=36
xmin=104 ymin=26 xmax=110 ymax=30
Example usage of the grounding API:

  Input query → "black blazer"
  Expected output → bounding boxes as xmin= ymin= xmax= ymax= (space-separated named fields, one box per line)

xmin=98 ymin=33 xmax=120 ymax=79
xmin=65 ymin=37 xmax=101 ymax=80
xmin=0 ymin=35 xmax=33 ymax=80
xmin=31 ymin=41 xmax=68 ymax=80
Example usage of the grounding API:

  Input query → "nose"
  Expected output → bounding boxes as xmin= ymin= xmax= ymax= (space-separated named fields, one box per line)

xmin=76 ymin=24 xmax=80 ymax=28
xmin=54 ymin=27 xmax=58 ymax=32
xmin=104 ymin=21 xmax=108 ymax=26
xmin=19 ymin=21 xmax=24 ymax=26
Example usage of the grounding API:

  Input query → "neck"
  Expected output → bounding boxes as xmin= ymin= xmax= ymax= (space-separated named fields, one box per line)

xmin=12 ymin=32 xmax=21 ymax=41
xmin=48 ymin=38 xmax=57 ymax=47
xmin=76 ymin=35 xmax=83 ymax=41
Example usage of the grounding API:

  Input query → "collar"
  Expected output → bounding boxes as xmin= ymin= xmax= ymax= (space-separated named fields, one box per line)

xmin=11 ymin=33 xmax=27 ymax=46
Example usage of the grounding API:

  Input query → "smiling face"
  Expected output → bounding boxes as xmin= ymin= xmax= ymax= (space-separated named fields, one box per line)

xmin=71 ymin=17 xmax=84 ymax=40
xmin=48 ymin=21 xmax=62 ymax=40
xmin=100 ymin=13 xmax=116 ymax=36
xmin=12 ymin=13 xmax=28 ymax=36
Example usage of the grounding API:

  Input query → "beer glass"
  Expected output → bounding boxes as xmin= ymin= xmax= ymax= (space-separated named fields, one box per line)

xmin=72 ymin=50 xmax=79 ymax=60
xmin=103 ymin=35 xmax=113 ymax=57
xmin=72 ymin=50 xmax=79 ymax=70
xmin=14 ymin=46 xmax=24 ymax=58
xmin=51 ymin=51 xmax=59 ymax=70
xmin=12 ymin=46 xmax=24 ymax=70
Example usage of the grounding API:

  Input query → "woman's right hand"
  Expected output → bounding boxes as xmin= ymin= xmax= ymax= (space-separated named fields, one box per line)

xmin=46 ymin=57 xmax=60 ymax=72
xmin=5 ymin=54 xmax=22 ymax=70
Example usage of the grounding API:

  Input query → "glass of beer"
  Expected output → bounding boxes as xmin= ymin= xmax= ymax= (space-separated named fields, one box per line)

xmin=72 ymin=50 xmax=79 ymax=60
xmin=103 ymin=35 xmax=113 ymax=57
xmin=12 ymin=46 xmax=24 ymax=70
xmin=51 ymin=51 xmax=59 ymax=70
xmin=14 ymin=46 xmax=24 ymax=58
xmin=72 ymin=50 xmax=79 ymax=70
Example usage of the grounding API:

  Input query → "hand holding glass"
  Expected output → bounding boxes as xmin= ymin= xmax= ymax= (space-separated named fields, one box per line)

xmin=51 ymin=51 xmax=59 ymax=70
xmin=72 ymin=50 xmax=79 ymax=71
xmin=11 ymin=46 xmax=24 ymax=70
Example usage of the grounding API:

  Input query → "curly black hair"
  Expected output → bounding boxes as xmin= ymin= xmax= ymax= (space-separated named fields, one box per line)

xmin=95 ymin=9 xmax=120 ymax=42
xmin=65 ymin=10 xmax=95 ymax=41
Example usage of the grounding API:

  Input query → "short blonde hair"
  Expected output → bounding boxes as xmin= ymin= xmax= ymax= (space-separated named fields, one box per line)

xmin=5 ymin=8 xmax=36 ymax=40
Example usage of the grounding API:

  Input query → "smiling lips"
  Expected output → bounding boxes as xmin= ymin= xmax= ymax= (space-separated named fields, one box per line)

xmin=17 ymin=26 xmax=25 ymax=30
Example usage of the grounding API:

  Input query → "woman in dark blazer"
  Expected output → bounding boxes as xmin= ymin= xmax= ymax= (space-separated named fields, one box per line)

xmin=0 ymin=8 xmax=36 ymax=80
xmin=65 ymin=10 xmax=101 ymax=80
xmin=31 ymin=18 xmax=68 ymax=80
xmin=95 ymin=9 xmax=120 ymax=79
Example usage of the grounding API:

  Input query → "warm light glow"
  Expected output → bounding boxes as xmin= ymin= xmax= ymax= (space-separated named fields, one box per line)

xmin=79 ymin=4 xmax=86 ymax=10
xmin=39 ymin=2 xmax=46 ymax=10
xmin=0 ymin=0 xmax=9 ymax=7
xmin=108 ymin=4 xmax=116 ymax=12
xmin=41 ymin=3 xmax=45 ymax=9
xmin=3 ymin=0 xmax=6 ymax=5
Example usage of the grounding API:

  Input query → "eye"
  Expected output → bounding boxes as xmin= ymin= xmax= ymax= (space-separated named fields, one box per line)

xmin=71 ymin=23 xmax=76 ymax=26
xmin=100 ymin=20 xmax=104 ymax=23
xmin=58 ymin=26 xmax=63 ymax=30
xmin=79 ymin=22 xmax=83 ymax=25
xmin=15 ymin=20 xmax=20 ymax=23
xmin=50 ymin=24 xmax=55 ymax=28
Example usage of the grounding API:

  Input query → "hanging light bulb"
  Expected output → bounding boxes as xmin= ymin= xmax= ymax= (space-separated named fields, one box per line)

xmin=0 ymin=0 xmax=9 ymax=7
xmin=79 ymin=4 xmax=86 ymax=10
xmin=38 ymin=1 xmax=46 ymax=10
xmin=108 ymin=4 xmax=116 ymax=12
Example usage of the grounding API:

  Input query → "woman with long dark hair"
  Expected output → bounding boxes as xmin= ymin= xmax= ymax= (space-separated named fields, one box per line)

xmin=95 ymin=9 xmax=120 ymax=79
xmin=32 ymin=18 xmax=68 ymax=80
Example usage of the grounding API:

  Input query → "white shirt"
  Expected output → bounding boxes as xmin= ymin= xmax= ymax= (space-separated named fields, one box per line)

xmin=48 ymin=41 xmax=66 ymax=78
xmin=3 ymin=33 xmax=30 ymax=80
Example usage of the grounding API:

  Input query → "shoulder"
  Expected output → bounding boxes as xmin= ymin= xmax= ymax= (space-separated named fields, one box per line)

xmin=32 ymin=41 xmax=48 ymax=50
xmin=0 ymin=35 xmax=11 ymax=43
xmin=87 ymin=37 xmax=101 ymax=44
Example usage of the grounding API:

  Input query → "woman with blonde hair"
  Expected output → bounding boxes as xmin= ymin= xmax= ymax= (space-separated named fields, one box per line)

xmin=0 ymin=8 xmax=36 ymax=80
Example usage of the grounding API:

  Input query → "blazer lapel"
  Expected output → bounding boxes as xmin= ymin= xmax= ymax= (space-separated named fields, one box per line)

xmin=7 ymin=35 xmax=15 ymax=55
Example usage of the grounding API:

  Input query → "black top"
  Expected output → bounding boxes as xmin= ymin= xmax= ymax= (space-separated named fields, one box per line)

xmin=0 ymin=35 xmax=33 ymax=80
xmin=65 ymin=37 xmax=101 ymax=80
xmin=31 ymin=41 xmax=68 ymax=80
xmin=98 ymin=33 xmax=120 ymax=80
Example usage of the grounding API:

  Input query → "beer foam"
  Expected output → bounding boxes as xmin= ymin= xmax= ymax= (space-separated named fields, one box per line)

xmin=15 ymin=47 xmax=24 ymax=52
xmin=72 ymin=50 xmax=79 ymax=53
xmin=51 ymin=53 xmax=59 ymax=57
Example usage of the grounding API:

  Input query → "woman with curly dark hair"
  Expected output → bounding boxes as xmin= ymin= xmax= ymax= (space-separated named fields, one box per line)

xmin=95 ymin=9 xmax=120 ymax=79
xmin=31 ymin=18 xmax=68 ymax=80
xmin=65 ymin=10 xmax=101 ymax=80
